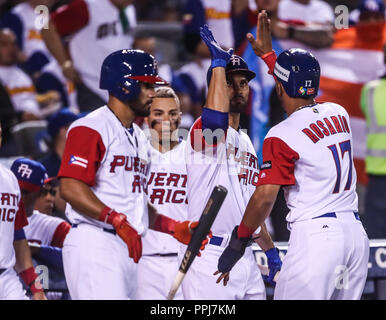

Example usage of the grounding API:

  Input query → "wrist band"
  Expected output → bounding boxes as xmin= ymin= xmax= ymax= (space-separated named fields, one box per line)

xmin=261 ymin=51 xmax=277 ymax=75
xmin=19 ymin=267 xmax=43 ymax=294
xmin=99 ymin=206 xmax=114 ymax=224
xmin=211 ymin=59 xmax=227 ymax=69
xmin=153 ymin=214 xmax=177 ymax=235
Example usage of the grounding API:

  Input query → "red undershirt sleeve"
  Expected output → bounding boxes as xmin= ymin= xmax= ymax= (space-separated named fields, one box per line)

xmin=51 ymin=0 xmax=89 ymax=36
xmin=50 ymin=221 xmax=71 ymax=248
xmin=14 ymin=199 xmax=28 ymax=231
xmin=257 ymin=137 xmax=299 ymax=186
xmin=58 ymin=126 xmax=106 ymax=186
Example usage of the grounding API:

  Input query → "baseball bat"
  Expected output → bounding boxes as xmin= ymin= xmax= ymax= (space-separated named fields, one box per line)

xmin=167 ymin=185 xmax=228 ymax=300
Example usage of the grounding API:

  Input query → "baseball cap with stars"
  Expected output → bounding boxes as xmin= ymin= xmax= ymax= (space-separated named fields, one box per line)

xmin=10 ymin=158 xmax=48 ymax=192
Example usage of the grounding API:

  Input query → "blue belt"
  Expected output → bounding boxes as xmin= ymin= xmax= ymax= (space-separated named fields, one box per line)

xmin=0 ymin=268 xmax=6 ymax=276
xmin=313 ymin=212 xmax=360 ymax=221
xmin=72 ymin=223 xmax=117 ymax=235
xmin=209 ymin=235 xmax=224 ymax=246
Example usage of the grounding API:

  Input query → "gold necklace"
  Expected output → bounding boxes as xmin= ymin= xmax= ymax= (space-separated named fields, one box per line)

xmin=293 ymin=102 xmax=316 ymax=113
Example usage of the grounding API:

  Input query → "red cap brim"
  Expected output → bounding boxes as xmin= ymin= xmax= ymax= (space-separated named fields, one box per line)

xmin=127 ymin=75 xmax=169 ymax=85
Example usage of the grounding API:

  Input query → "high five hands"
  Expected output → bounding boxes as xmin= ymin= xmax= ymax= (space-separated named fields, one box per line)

xmin=246 ymin=10 xmax=273 ymax=57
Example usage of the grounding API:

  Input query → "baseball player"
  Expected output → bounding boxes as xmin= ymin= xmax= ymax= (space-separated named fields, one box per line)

xmin=136 ymin=86 xmax=187 ymax=299
xmin=216 ymin=11 xmax=370 ymax=300
xmin=0 ymin=140 xmax=46 ymax=299
xmin=57 ymin=49 xmax=210 ymax=300
xmin=10 ymin=158 xmax=69 ymax=299
xmin=181 ymin=25 xmax=282 ymax=300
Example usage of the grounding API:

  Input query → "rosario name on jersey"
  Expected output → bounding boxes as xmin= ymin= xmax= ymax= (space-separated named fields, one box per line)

xmin=0 ymin=164 xmax=28 ymax=269
xmin=58 ymin=106 xmax=151 ymax=235
xmin=186 ymin=117 xmax=260 ymax=235
xmin=257 ymin=102 xmax=358 ymax=223
xmin=142 ymin=140 xmax=188 ymax=255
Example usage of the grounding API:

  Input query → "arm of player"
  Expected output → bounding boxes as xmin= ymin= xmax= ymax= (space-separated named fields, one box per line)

xmin=214 ymin=184 xmax=280 ymax=286
xmin=253 ymin=221 xmax=282 ymax=286
xmin=14 ymin=237 xmax=46 ymax=300
xmin=246 ymin=10 xmax=277 ymax=76
xmin=147 ymin=203 xmax=211 ymax=257
xmin=60 ymin=178 xmax=142 ymax=263
xmin=192 ymin=24 xmax=233 ymax=147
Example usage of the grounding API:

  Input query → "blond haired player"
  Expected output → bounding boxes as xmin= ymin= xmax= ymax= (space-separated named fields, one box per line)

xmin=181 ymin=25 xmax=281 ymax=300
xmin=216 ymin=12 xmax=370 ymax=300
xmin=136 ymin=86 xmax=187 ymax=299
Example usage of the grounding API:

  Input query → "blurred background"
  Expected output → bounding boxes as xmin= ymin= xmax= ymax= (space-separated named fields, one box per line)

xmin=0 ymin=0 xmax=385 ymax=299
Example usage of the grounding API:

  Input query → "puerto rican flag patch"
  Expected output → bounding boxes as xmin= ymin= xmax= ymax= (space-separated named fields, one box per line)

xmin=69 ymin=155 xmax=88 ymax=168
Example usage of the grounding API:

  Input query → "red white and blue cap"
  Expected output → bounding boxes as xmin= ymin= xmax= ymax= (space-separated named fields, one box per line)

xmin=10 ymin=158 xmax=48 ymax=192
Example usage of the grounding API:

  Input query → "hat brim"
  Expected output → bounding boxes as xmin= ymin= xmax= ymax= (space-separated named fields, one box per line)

xmin=226 ymin=69 xmax=256 ymax=81
xmin=127 ymin=75 xmax=169 ymax=85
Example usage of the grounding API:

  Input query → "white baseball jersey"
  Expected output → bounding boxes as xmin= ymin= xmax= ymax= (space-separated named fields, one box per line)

xmin=11 ymin=3 xmax=53 ymax=62
xmin=142 ymin=140 xmax=188 ymax=255
xmin=0 ymin=66 xmax=40 ymax=116
xmin=278 ymin=0 xmax=335 ymax=25
xmin=186 ymin=117 xmax=260 ymax=235
xmin=257 ymin=102 xmax=358 ymax=223
xmin=58 ymin=106 xmax=150 ymax=235
xmin=182 ymin=118 xmax=266 ymax=300
xmin=201 ymin=0 xmax=234 ymax=49
xmin=0 ymin=164 xmax=28 ymax=269
xmin=68 ymin=0 xmax=136 ymax=101
xmin=24 ymin=210 xmax=70 ymax=247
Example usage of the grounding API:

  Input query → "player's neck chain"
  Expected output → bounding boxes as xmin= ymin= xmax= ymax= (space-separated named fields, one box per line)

xmin=293 ymin=102 xmax=317 ymax=113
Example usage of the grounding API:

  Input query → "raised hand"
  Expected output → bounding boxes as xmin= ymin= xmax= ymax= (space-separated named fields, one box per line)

xmin=246 ymin=10 xmax=273 ymax=57
xmin=200 ymin=24 xmax=234 ymax=68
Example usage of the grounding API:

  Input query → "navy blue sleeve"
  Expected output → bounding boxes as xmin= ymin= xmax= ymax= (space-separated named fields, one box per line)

xmin=0 ymin=12 xmax=24 ymax=50
xmin=14 ymin=228 xmax=26 ymax=241
xmin=202 ymin=107 xmax=228 ymax=132
xmin=37 ymin=245 xmax=63 ymax=271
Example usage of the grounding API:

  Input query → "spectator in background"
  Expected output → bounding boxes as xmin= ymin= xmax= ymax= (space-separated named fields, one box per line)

xmin=42 ymin=0 xmax=137 ymax=112
xmin=0 ymin=0 xmax=77 ymax=109
xmin=361 ymin=44 xmax=386 ymax=239
xmin=176 ymin=10 xmax=212 ymax=120
xmin=184 ymin=0 xmax=235 ymax=50
xmin=39 ymin=109 xmax=79 ymax=178
xmin=133 ymin=35 xmax=194 ymax=129
xmin=34 ymin=177 xmax=66 ymax=219
xmin=267 ymin=0 xmax=335 ymax=48
xmin=0 ymin=28 xmax=40 ymax=120
xmin=350 ymin=0 xmax=386 ymax=26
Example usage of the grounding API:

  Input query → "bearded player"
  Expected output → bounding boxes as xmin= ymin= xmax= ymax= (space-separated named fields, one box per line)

xmin=216 ymin=11 xmax=369 ymax=300
xmin=57 ymin=50 xmax=209 ymax=300
xmin=181 ymin=25 xmax=282 ymax=300
xmin=136 ymin=86 xmax=187 ymax=299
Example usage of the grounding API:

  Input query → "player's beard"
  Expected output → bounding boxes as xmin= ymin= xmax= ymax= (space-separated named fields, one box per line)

xmin=129 ymin=98 xmax=153 ymax=117
xmin=229 ymin=94 xmax=247 ymax=113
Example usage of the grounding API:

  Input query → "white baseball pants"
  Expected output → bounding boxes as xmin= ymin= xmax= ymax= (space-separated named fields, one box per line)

xmin=274 ymin=212 xmax=369 ymax=300
xmin=179 ymin=240 xmax=266 ymax=300
xmin=62 ymin=223 xmax=137 ymax=300
xmin=136 ymin=254 xmax=184 ymax=299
